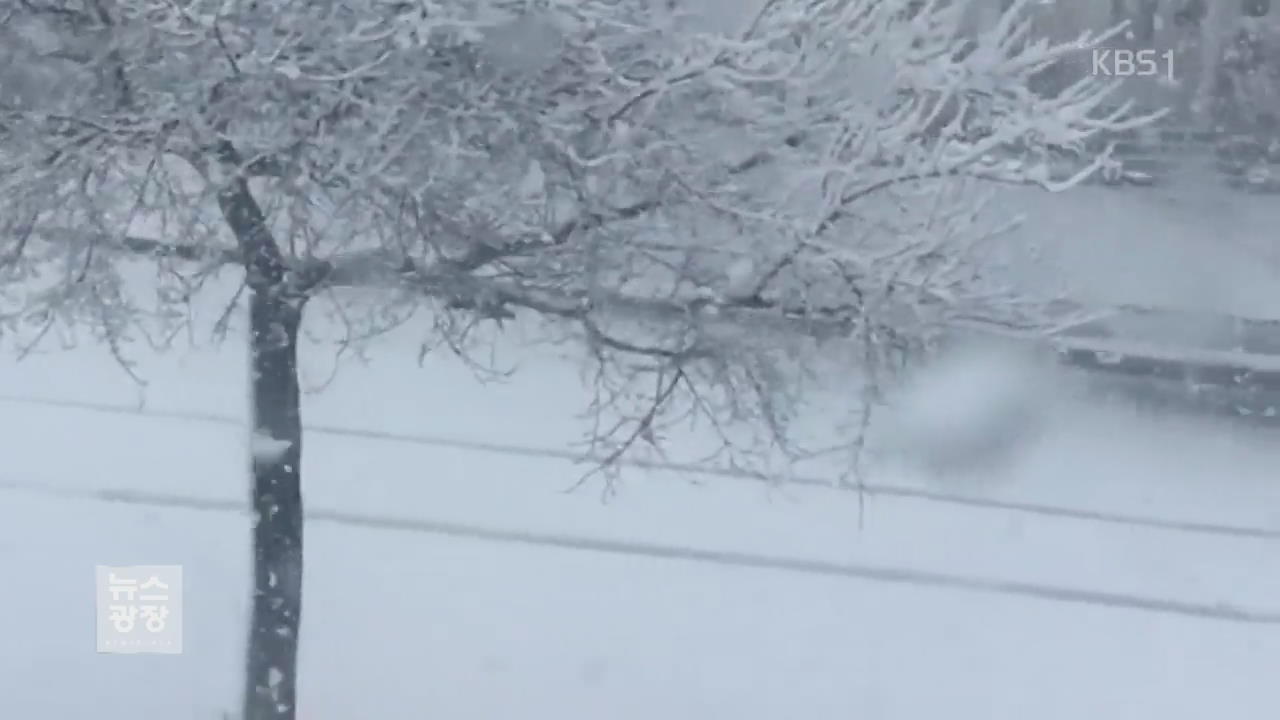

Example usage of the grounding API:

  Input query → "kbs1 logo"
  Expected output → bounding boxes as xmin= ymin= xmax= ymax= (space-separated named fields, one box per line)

xmin=1091 ymin=48 xmax=1176 ymax=81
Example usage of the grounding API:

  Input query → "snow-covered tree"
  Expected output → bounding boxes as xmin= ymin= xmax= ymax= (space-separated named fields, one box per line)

xmin=0 ymin=0 xmax=1150 ymax=717
xmin=1211 ymin=6 xmax=1280 ymax=134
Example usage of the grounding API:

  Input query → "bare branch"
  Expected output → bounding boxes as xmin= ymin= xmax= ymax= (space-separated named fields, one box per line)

xmin=1 ymin=0 xmax=1162 ymax=482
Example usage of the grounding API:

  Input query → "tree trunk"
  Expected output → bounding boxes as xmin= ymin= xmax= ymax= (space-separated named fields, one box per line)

xmin=1192 ymin=0 xmax=1230 ymax=121
xmin=214 ymin=155 xmax=308 ymax=720
xmin=243 ymin=287 xmax=306 ymax=720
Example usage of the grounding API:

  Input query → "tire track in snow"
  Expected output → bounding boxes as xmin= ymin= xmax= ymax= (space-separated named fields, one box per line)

xmin=1 ymin=392 xmax=1278 ymax=541
xmin=2 ymin=479 xmax=1278 ymax=626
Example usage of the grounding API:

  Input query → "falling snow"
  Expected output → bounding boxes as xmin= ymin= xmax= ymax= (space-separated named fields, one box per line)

xmin=251 ymin=432 xmax=293 ymax=464
xmin=2 ymin=1 xmax=1279 ymax=719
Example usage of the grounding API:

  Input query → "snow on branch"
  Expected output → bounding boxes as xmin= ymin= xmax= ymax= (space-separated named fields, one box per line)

xmin=0 ymin=0 xmax=1157 ymax=475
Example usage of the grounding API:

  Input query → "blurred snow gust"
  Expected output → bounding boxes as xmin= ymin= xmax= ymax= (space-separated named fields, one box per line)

xmin=879 ymin=340 xmax=1056 ymax=476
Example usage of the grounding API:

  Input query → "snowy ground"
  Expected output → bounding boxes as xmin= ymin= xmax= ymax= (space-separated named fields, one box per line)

xmin=2 ymin=299 xmax=1280 ymax=719
xmin=3 ymin=177 xmax=1280 ymax=719
xmin=994 ymin=174 xmax=1280 ymax=319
